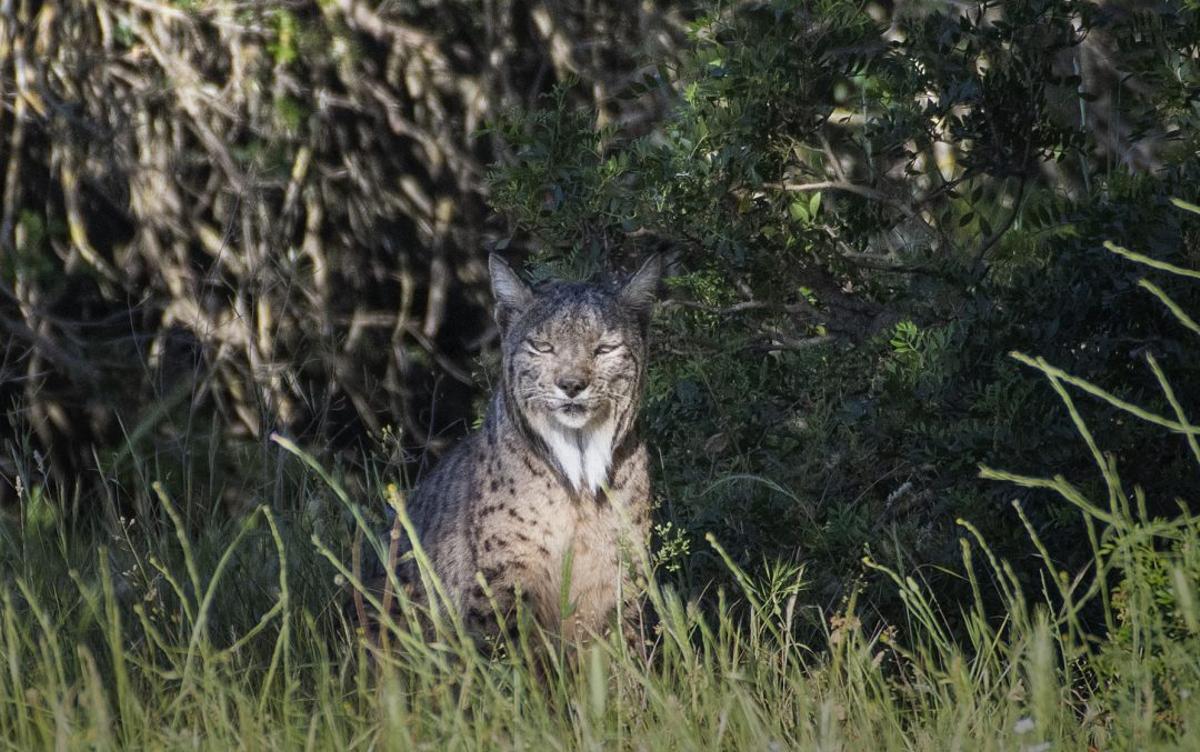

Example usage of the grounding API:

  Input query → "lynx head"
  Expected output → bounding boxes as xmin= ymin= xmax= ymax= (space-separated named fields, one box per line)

xmin=488 ymin=254 xmax=661 ymax=492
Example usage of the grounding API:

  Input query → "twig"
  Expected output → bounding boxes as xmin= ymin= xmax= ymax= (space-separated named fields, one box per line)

xmin=662 ymin=299 xmax=819 ymax=317
xmin=0 ymin=312 xmax=100 ymax=384
xmin=351 ymin=527 xmax=371 ymax=646
xmin=970 ymin=174 xmax=1028 ymax=279
xmin=378 ymin=489 xmax=407 ymax=654
xmin=754 ymin=331 xmax=835 ymax=352
xmin=763 ymin=180 xmax=919 ymax=219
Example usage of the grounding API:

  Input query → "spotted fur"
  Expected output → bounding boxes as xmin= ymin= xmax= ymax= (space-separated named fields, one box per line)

xmin=362 ymin=254 xmax=660 ymax=645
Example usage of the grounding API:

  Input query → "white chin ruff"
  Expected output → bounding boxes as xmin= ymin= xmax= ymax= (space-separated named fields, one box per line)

xmin=530 ymin=413 xmax=615 ymax=493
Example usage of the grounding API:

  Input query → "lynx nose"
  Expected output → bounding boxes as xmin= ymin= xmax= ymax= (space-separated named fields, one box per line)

xmin=556 ymin=375 xmax=589 ymax=398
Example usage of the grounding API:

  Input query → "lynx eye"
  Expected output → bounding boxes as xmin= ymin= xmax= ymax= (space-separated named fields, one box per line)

xmin=528 ymin=340 xmax=554 ymax=354
xmin=594 ymin=343 xmax=619 ymax=355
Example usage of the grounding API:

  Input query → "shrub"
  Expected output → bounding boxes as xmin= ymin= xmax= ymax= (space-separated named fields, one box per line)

xmin=487 ymin=0 xmax=1200 ymax=618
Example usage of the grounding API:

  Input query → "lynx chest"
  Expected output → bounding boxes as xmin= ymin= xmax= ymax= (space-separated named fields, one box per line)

xmin=472 ymin=442 xmax=650 ymax=637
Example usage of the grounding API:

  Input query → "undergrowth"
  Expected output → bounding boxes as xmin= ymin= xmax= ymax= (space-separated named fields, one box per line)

xmin=2 ymin=213 xmax=1200 ymax=749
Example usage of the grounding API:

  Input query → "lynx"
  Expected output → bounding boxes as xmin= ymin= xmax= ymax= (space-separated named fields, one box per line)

xmin=361 ymin=254 xmax=661 ymax=645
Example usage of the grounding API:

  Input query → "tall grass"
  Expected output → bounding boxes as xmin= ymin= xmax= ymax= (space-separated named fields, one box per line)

xmin=3 ymin=212 xmax=1200 ymax=750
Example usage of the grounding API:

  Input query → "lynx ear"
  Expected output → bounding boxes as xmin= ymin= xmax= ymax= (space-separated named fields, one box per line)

xmin=618 ymin=254 xmax=662 ymax=318
xmin=489 ymin=254 xmax=533 ymax=331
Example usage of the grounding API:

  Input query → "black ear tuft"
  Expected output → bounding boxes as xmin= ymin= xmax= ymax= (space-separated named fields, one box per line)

xmin=618 ymin=254 xmax=662 ymax=318
xmin=488 ymin=254 xmax=533 ymax=331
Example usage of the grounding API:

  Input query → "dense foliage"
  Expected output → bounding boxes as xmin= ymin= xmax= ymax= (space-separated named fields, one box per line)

xmin=1 ymin=223 xmax=1198 ymax=748
xmin=2 ymin=0 xmax=1200 ymax=747
xmin=0 ymin=0 xmax=679 ymax=506
xmin=487 ymin=0 xmax=1200 ymax=613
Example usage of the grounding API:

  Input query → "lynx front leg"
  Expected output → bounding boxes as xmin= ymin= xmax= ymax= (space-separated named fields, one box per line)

xmin=618 ymin=570 xmax=656 ymax=658
xmin=465 ymin=568 xmax=549 ymax=655
xmin=615 ymin=501 xmax=655 ymax=656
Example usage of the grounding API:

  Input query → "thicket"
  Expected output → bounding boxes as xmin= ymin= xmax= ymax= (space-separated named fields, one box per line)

xmin=1 ymin=209 xmax=1198 ymax=748
xmin=0 ymin=0 xmax=680 ymax=506
xmin=488 ymin=0 xmax=1200 ymax=614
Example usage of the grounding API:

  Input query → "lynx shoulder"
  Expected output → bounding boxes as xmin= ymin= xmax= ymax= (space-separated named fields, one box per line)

xmin=363 ymin=254 xmax=661 ymax=644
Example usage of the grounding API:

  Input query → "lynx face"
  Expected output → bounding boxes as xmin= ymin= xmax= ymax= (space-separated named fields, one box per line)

xmin=513 ymin=291 xmax=642 ymax=430
xmin=489 ymin=255 xmax=660 ymax=492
